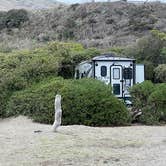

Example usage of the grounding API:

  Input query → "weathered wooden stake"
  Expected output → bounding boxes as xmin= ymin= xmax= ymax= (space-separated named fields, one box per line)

xmin=52 ymin=94 xmax=62 ymax=132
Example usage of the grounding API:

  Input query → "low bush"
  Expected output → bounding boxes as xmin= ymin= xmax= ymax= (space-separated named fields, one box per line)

xmin=130 ymin=82 xmax=166 ymax=124
xmin=130 ymin=81 xmax=155 ymax=109
xmin=6 ymin=78 xmax=131 ymax=126
xmin=6 ymin=77 xmax=64 ymax=121
xmin=0 ymin=9 xmax=29 ymax=30
xmin=0 ymin=42 xmax=100 ymax=118
xmin=5 ymin=9 xmax=29 ymax=29
xmin=139 ymin=106 xmax=160 ymax=125
xmin=0 ymin=47 xmax=61 ymax=118
xmin=60 ymin=79 xmax=131 ymax=126
xmin=154 ymin=64 xmax=166 ymax=83
xmin=148 ymin=84 xmax=166 ymax=122
xmin=0 ymin=87 xmax=10 ymax=117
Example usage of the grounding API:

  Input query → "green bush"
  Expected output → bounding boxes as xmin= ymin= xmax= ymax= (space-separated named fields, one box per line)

xmin=130 ymin=81 xmax=155 ymax=109
xmin=144 ymin=61 xmax=155 ymax=81
xmin=59 ymin=48 xmax=100 ymax=78
xmin=0 ymin=42 xmax=100 ymax=118
xmin=0 ymin=43 xmax=61 ymax=118
xmin=6 ymin=78 xmax=131 ymax=126
xmin=0 ymin=9 xmax=29 ymax=30
xmin=6 ymin=77 xmax=64 ymax=122
xmin=0 ymin=48 xmax=61 ymax=117
xmin=139 ymin=107 xmax=160 ymax=125
xmin=125 ymin=30 xmax=166 ymax=82
xmin=0 ymin=87 xmax=10 ymax=117
xmin=60 ymin=79 xmax=131 ymax=126
xmin=148 ymin=84 xmax=166 ymax=121
xmin=5 ymin=9 xmax=29 ymax=28
xmin=154 ymin=64 xmax=166 ymax=83
xmin=130 ymin=82 xmax=166 ymax=124
xmin=0 ymin=11 xmax=6 ymax=30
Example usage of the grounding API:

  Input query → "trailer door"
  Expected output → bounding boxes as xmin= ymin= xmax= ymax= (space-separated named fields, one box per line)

xmin=110 ymin=65 xmax=123 ymax=98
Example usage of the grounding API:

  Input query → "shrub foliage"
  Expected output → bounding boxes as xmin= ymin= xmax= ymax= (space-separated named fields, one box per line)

xmin=0 ymin=42 xmax=100 ymax=118
xmin=6 ymin=78 xmax=131 ymax=126
xmin=0 ymin=9 xmax=29 ymax=30
xmin=130 ymin=81 xmax=166 ymax=124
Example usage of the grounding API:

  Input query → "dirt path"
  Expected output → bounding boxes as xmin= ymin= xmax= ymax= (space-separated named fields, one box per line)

xmin=0 ymin=116 xmax=166 ymax=166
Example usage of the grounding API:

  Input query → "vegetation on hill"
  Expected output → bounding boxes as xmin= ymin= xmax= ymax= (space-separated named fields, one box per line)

xmin=0 ymin=2 xmax=166 ymax=50
xmin=0 ymin=9 xmax=29 ymax=30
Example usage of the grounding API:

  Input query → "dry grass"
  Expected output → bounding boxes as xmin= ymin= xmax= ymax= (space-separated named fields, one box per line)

xmin=0 ymin=116 xmax=166 ymax=166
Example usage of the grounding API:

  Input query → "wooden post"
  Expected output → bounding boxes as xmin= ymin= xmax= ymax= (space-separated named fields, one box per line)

xmin=52 ymin=94 xmax=62 ymax=132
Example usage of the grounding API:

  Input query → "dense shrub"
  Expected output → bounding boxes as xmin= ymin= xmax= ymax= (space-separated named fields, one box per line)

xmin=0 ymin=11 xmax=6 ymax=30
xmin=0 ymin=48 xmax=61 ymax=91
xmin=154 ymin=64 xmax=166 ymax=83
xmin=130 ymin=82 xmax=166 ymax=124
xmin=6 ymin=78 xmax=131 ymax=126
xmin=6 ymin=9 xmax=29 ymax=28
xmin=60 ymin=79 xmax=130 ymax=126
xmin=0 ymin=42 xmax=100 ymax=118
xmin=138 ymin=107 xmax=161 ymax=125
xmin=0 ymin=87 xmax=10 ymax=117
xmin=144 ymin=61 xmax=155 ymax=81
xmin=125 ymin=30 xmax=166 ymax=82
xmin=0 ymin=9 xmax=29 ymax=30
xmin=6 ymin=77 xmax=64 ymax=121
xmin=148 ymin=84 xmax=166 ymax=121
xmin=59 ymin=48 xmax=100 ymax=78
xmin=130 ymin=81 xmax=155 ymax=109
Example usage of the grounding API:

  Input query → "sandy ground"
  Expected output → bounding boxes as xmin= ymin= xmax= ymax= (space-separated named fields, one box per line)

xmin=0 ymin=116 xmax=166 ymax=166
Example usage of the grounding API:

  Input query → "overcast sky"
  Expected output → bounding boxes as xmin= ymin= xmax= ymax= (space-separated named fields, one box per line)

xmin=58 ymin=0 xmax=166 ymax=4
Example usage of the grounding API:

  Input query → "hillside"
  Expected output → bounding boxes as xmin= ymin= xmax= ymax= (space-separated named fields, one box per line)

xmin=0 ymin=0 xmax=62 ymax=11
xmin=0 ymin=1 xmax=166 ymax=50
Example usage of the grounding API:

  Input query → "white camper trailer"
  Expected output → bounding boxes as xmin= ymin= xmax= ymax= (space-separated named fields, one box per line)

xmin=75 ymin=54 xmax=144 ymax=100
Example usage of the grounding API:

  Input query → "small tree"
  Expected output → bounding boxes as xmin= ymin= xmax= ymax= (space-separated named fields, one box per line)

xmin=5 ymin=9 xmax=29 ymax=29
xmin=154 ymin=64 xmax=166 ymax=83
xmin=125 ymin=30 xmax=166 ymax=81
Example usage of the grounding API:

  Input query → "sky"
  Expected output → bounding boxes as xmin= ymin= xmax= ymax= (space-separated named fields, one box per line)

xmin=58 ymin=0 xmax=166 ymax=4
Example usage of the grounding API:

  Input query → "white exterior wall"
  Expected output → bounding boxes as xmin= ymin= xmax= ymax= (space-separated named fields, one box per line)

xmin=136 ymin=64 xmax=145 ymax=83
xmin=94 ymin=61 xmax=113 ymax=84
xmin=75 ymin=62 xmax=92 ymax=78
xmin=94 ymin=61 xmax=133 ymax=84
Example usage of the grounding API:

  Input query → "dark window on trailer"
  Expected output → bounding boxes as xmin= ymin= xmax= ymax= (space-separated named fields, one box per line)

xmin=101 ymin=66 xmax=107 ymax=76
xmin=113 ymin=68 xmax=120 ymax=79
xmin=113 ymin=84 xmax=120 ymax=95
xmin=123 ymin=68 xmax=133 ymax=79
xmin=76 ymin=70 xmax=79 ymax=79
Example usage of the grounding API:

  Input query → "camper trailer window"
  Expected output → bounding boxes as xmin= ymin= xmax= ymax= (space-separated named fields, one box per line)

xmin=113 ymin=68 xmax=120 ymax=79
xmin=113 ymin=84 xmax=120 ymax=95
xmin=101 ymin=66 xmax=107 ymax=77
xmin=76 ymin=70 xmax=79 ymax=79
xmin=123 ymin=68 xmax=132 ymax=79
